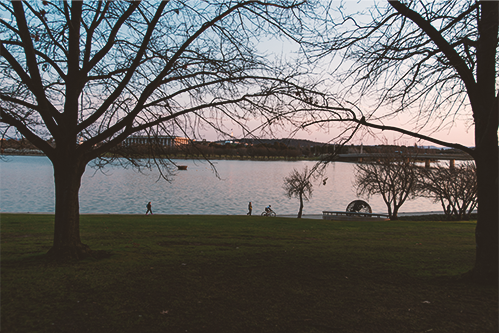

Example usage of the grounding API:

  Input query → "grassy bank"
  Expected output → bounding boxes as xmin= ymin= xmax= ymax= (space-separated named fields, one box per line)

xmin=1 ymin=214 xmax=497 ymax=332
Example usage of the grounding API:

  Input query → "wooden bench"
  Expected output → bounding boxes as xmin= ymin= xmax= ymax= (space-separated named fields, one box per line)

xmin=322 ymin=211 xmax=389 ymax=220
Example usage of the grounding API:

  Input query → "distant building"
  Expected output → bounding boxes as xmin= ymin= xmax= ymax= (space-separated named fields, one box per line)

xmin=123 ymin=135 xmax=190 ymax=147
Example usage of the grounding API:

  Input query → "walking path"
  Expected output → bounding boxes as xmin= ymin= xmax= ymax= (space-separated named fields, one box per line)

xmin=2 ymin=211 xmax=447 ymax=218
xmin=278 ymin=211 xmax=448 ymax=220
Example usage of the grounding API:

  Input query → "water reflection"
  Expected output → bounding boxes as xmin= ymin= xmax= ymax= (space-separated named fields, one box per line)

xmin=0 ymin=156 xmax=442 ymax=215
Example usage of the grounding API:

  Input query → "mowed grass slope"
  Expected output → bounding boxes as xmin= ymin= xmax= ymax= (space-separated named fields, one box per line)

xmin=1 ymin=214 xmax=497 ymax=333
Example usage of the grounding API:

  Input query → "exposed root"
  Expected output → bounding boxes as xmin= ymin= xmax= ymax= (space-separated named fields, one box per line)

xmin=46 ymin=243 xmax=94 ymax=261
xmin=461 ymin=267 xmax=498 ymax=286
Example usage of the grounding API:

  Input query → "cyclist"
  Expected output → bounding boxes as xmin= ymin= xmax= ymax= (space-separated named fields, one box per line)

xmin=265 ymin=205 xmax=272 ymax=213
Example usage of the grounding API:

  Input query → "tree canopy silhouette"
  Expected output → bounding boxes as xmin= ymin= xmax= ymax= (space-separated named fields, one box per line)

xmin=0 ymin=0 xmax=311 ymax=259
xmin=296 ymin=0 xmax=497 ymax=283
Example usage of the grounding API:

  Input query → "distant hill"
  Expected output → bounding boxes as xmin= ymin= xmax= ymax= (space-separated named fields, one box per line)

xmin=237 ymin=138 xmax=325 ymax=148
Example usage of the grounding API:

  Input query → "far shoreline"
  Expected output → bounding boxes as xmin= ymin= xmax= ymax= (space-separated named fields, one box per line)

xmin=1 ymin=150 xmax=323 ymax=162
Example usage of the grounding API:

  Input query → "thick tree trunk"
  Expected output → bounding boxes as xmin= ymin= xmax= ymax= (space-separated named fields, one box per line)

xmin=466 ymin=1 xmax=499 ymax=284
xmin=385 ymin=201 xmax=393 ymax=220
xmin=390 ymin=208 xmax=399 ymax=221
xmin=46 ymin=158 xmax=91 ymax=260
xmin=469 ymin=139 xmax=498 ymax=284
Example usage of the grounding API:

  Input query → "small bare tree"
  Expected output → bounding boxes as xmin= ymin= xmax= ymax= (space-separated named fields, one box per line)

xmin=354 ymin=150 xmax=419 ymax=220
xmin=283 ymin=166 xmax=314 ymax=218
xmin=419 ymin=162 xmax=478 ymax=220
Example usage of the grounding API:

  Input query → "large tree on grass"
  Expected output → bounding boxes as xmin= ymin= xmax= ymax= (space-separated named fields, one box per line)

xmin=0 ymin=0 xmax=308 ymax=259
xmin=295 ymin=0 xmax=497 ymax=282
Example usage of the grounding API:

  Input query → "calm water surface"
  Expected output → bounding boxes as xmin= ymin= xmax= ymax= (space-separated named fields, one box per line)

xmin=0 ymin=155 xmax=442 ymax=215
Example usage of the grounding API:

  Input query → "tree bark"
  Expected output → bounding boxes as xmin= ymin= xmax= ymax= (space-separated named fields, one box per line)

xmin=298 ymin=193 xmax=303 ymax=218
xmin=471 ymin=146 xmax=498 ymax=283
xmin=391 ymin=206 xmax=399 ymax=221
xmin=465 ymin=0 xmax=499 ymax=284
xmin=386 ymin=202 xmax=393 ymax=220
xmin=46 ymin=156 xmax=91 ymax=260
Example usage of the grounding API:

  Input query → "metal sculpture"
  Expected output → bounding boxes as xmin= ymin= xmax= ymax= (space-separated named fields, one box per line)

xmin=346 ymin=200 xmax=372 ymax=214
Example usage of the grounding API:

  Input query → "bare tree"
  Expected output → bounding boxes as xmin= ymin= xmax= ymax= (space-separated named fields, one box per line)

xmin=354 ymin=150 xmax=419 ymax=220
xmin=283 ymin=166 xmax=313 ymax=218
xmin=0 ymin=1 xmax=310 ymax=259
xmin=419 ymin=162 xmax=478 ymax=220
xmin=293 ymin=0 xmax=497 ymax=283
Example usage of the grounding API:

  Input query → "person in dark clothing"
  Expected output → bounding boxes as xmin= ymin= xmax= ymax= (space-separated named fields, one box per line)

xmin=146 ymin=202 xmax=153 ymax=215
xmin=247 ymin=202 xmax=252 ymax=215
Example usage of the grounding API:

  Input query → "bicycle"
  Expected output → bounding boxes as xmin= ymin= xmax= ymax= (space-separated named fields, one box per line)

xmin=261 ymin=209 xmax=276 ymax=217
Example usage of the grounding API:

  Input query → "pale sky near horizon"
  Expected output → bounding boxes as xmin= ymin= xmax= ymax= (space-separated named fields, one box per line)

xmin=199 ymin=115 xmax=476 ymax=148
xmin=191 ymin=0 xmax=475 ymax=147
xmin=198 ymin=0 xmax=478 ymax=148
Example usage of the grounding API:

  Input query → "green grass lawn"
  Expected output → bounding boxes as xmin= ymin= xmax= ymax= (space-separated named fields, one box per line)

xmin=1 ymin=214 xmax=497 ymax=333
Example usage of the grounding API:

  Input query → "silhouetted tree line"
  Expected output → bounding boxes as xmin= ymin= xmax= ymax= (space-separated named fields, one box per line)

xmin=355 ymin=149 xmax=477 ymax=221
xmin=1 ymin=138 xmax=43 ymax=150
xmin=112 ymin=140 xmax=349 ymax=159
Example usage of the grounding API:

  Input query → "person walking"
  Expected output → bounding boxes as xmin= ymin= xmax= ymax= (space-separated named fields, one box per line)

xmin=146 ymin=202 xmax=153 ymax=215
xmin=247 ymin=202 xmax=252 ymax=215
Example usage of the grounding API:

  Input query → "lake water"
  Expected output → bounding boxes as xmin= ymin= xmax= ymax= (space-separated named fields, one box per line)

xmin=0 ymin=155 xmax=442 ymax=215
